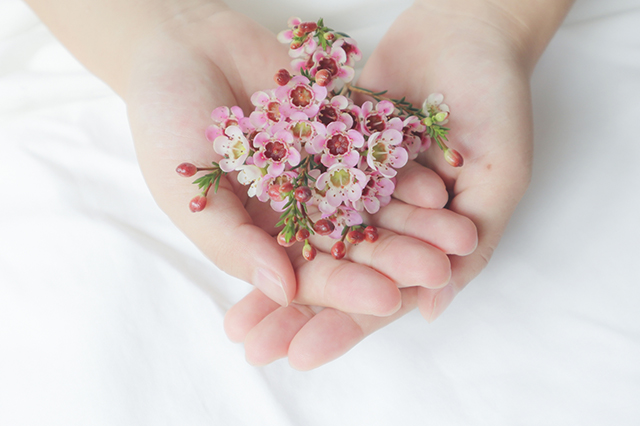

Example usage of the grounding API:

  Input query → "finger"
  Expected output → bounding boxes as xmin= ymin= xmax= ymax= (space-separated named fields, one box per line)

xmin=287 ymin=247 xmax=402 ymax=316
xmin=243 ymin=303 xmax=317 ymax=366
xmin=370 ymin=199 xmax=478 ymax=255
xmin=287 ymin=288 xmax=419 ymax=370
xmin=310 ymin=228 xmax=451 ymax=289
xmin=224 ymin=288 xmax=281 ymax=342
xmin=392 ymin=160 xmax=449 ymax=209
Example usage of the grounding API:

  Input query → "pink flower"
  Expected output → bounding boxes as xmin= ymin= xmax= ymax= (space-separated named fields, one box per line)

xmin=275 ymin=75 xmax=327 ymax=118
xmin=254 ymin=171 xmax=299 ymax=211
xmin=308 ymin=121 xmax=364 ymax=168
xmin=327 ymin=206 xmax=364 ymax=240
xmin=315 ymin=164 xmax=369 ymax=214
xmin=277 ymin=17 xmax=318 ymax=59
xmin=309 ymin=45 xmax=355 ymax=91
xmin=213 ymin=126 xmax=251 ymax=172
xmin=249 ymin=90 xmax=284 ymax=129
xmin=287 ymin=112 xmax=326 ymax=147
xmin=333 ymin=38 xmax=362 ymax=67
xmin=360 ymin=100 xmax=403 ymax=136
xmin=205 ymin=106 xmax=252 ymax=142
xmin=252 ymin=125 xmax=301 ymax=176
xmin=351 ymin=172 xmax=395 ymax=214
xmin=315 ymin=95 xmax=353 ymax=127
xmin=366 ymin=129 xmax=408 ymax=178
xmin=401 ymin=116 xmax=430 ymax=160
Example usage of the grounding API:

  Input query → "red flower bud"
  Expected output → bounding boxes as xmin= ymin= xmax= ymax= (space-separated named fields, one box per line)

xmin=331 ymin=241 xmax=346 ymax=260
xmin=300 ymin=22 xmax=318 ymax=33
xmin=314 ymin=218 xmax=335 ymax=236
xmin=189 ymin=195 xmax=207 ymax=212
xmin=279 ymin=182 xmax=293 ymax=194
xmin=296 ymin=228 xmax=311 ymax=242
xmin=345 ymin=229 xmax=365 ymax=245
xmin=324 ymin=32 xmax=335 ymax=41
xmin=293 ymin=27 xmax=305 ymax=38
xmin=314 ymin=69 xmax=331 ymax=87
xmin=364 ymin=226 xmax=379 ymax=243
xmin=444 ymin=148 xmax=464 ymax=167
xmin=277 ymin=231 xmax=296 ymax=247
xmin=290 ymin=40 xmax=302 ymax=50
xmin=274 ymin=69 xmax=291 ymax=86
xmin=176 ymin=162 xmax=197 ymax=177
xmin=294 ymin=186 xmax=312 ymax=203
xmin=302 ymin=242 xmax=317 ymax=261
xmin=268 ymin=184 xmax=284 ymax=202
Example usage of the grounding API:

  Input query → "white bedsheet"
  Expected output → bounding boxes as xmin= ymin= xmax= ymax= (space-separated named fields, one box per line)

xmin=1 ymin=0 xmax=639 ymax=424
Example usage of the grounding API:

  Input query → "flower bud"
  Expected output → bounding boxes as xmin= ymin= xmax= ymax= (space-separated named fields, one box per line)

xmin=277 ymin=231 xmax=296 ymax=247
xmin=331 ymin=241 xmax=346 ymax=260
xmin=296 ymin=228 xmax=311 ymax=242
xmin=268 ymin=184 xmax=284 ymax=201
xmin=423 ymin=117 xmax=433 ymax=127
xmin=444 ymin=148 xmax=464 ymax=167
xmin=176 ymin=162 xmax=197 ymax=177
xmin=299 ymin=22 xmax=318 ymax=33
xmin=314 ymin=69 xmax=331 ymax=87
xmin=274 ymin=69 xmax=291 ymax=86
xmin=293 ymin=27 xmax=305 ymax=38
xmin=324 ymin=32 xmax=335 ymax=41
xmin=290 ymin=40 xmax=302 ymax=50
xmin=294 ymin=186 xmax=312 ymax=203
xmin=345 ymin=229 xmax=365 ymax=245
xmin=279 ymin=181 xmax=293 ymax=194
xmin=302 ymin=242 xmax=317 ymax=261
xmin=189 ymin=195 xmax=207 ymax=212
xmin=434 ymin=112 xmax=449 ymax=122
xmin=364 ymin=226 xmax=379 ymax=243
xmin=314 ymin=218 xmax=335 ymax=236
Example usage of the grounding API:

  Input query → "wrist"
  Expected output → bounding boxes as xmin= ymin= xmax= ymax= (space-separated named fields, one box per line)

xmin=25 ymin=0 xmax=228 ymax=96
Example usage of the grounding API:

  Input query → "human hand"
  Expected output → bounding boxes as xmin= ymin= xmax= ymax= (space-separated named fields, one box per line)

xmin=224 ymin=0 xmax=538 ymax=369
xmin=125 ymin=4 xmax=474 ymax=318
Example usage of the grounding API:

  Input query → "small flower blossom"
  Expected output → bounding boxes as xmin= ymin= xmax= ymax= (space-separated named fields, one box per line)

xmin=360 ymin=100 xmax=403 ymax=135
xmin=421 ymin=93 xmax=450 ymax=125
xmin=275 ymin=75 xmax=327 ymax=118
xmin=309 ymin=45 xmax=354 ymax=91
xmin=237 ymin=164 xmax=264 ymax=198
xmin=327 ymin=206 xmax=363 ymax=240
xmin=213 ymin=126 xmax=251 ymax=172
xmin=315 ymin=95 xmax=353 ymax=127
xmin=315 ymin=164 xmax=368 ymax=214
xmin=206 ymin=106 xmax=251 ymax=142
xmin=287 ymin=112 xmax=325 ymax=147
xmin=308 ymin=121 xmax=364 ymax=168
xmin=367 ymin=129 xmax=408 ymax=178
xmin=277 ymin=17 xmax=318 ymax=59
xmin=351 ymin=172 xmax=395 ymax=214
xmin=401 ymin=116 xmax=429 ymax=160
xmin=333 ymin=38 xmax=362 ymax=67
xmin=253 ymin=125 xmax=301 ymax=176
xmin=250 ymin=90 xmax=284 ymax=129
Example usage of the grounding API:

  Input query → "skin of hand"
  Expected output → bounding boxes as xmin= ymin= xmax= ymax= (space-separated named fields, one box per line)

xmin=223 ymin=0 xmax=574 ymax=370
xmin=124 ymin=4 xmax=478 ymax=316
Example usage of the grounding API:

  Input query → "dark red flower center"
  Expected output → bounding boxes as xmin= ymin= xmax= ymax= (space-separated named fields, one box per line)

xmin=318 ymin=57 xmax=339 ymax=76
xmin=327 ymin=134 xmax=350 ymax=156
xmin=318 ymin=105 xmax=338 ymax=125
xmin=267 ymin=101 xmax=281 ymax=122
xmin=291 ymin=86 xmax=313 ymax=108
xmin=366 ymin=114 xmax=386 ymax=133
xmin=264 ymin=141 xmax=287 ymax=162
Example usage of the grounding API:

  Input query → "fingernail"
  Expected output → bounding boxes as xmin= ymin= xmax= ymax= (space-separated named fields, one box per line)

xmin=254 ymin=268 xmax=289 ymax=306
xmin=428 ymin=285 xmax=456 ymax=323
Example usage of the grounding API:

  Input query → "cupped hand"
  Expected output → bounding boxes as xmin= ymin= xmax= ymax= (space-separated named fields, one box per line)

xmin=224 ymin=2 xmax=533 ymax=369
xmin=125 ymin=4 xmax=474 ymax=318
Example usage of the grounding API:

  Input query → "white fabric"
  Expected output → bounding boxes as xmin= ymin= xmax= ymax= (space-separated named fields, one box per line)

xmin=1 ymin=0 xmax=640 ymax=424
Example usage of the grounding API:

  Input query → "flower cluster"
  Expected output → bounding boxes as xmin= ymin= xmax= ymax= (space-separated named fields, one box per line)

xmin=177 ymin=18 xmax=463 ymax=261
